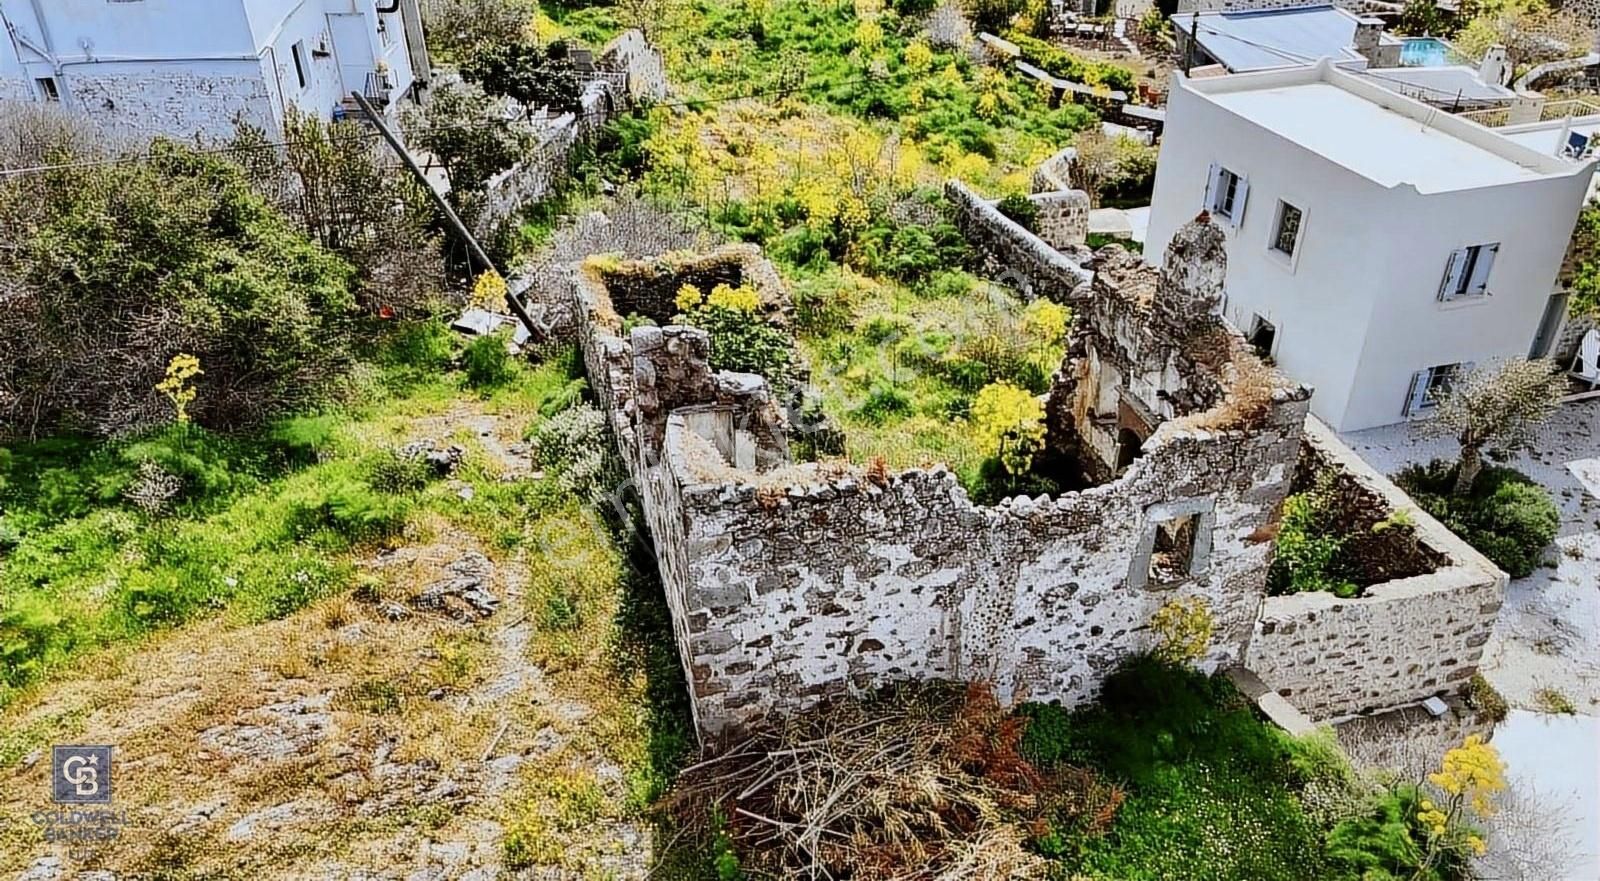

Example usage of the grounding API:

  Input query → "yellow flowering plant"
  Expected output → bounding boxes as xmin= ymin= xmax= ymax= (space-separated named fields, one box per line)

xmin=156 ymin=354 xmax=203 ymax=424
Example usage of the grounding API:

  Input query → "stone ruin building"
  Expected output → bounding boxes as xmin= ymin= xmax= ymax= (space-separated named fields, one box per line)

xmin=560 ymin=202 xmax=1505 ymax=744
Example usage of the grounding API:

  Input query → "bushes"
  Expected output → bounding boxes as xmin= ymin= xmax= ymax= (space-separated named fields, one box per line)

xmin=462 ymin=332 xmax=521 ymax=390
xmin=996 ymin=192 xmax=1039 ymax=232
xmin=1007 ymin=32 xmax=1138 ymax=93
xmin=1018 ymin=657 xmax=1333 ymax=879
xmin=1269 ymin=480 xmax=1359 ymax=598
xmin=1395 ymin=460 xmax=1559 ymax=577
xmin=0 ymin=139 xmax=356 ymax=437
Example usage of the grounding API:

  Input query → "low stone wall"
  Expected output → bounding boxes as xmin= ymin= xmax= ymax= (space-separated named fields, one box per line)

xmin=1029 ymin=190 xmax=1091 ymax=251
xmin=474 ymin=29 xmax=664 ymax=238
xmin=1245 ymin=419 xmax=1505 ymax=720
xmin=1032 ymin=146 xmax=1076 ymax=194
xmin=946 ymin=179 xmax=1092 ymax=301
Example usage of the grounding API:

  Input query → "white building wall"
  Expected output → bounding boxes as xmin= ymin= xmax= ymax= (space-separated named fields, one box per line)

xmin=1148 ymin=72 xmax=1595 ymax=432
xmin=1147 ymin=79 xmax=1384 ymax=431
xmin=0 ymin=0 xmax=416 ymax=143
xmin=1343 ymin=175 xmax=1590 ymax=430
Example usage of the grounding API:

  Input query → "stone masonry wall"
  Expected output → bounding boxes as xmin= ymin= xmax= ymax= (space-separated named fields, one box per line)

xmin=1245 ymin=419 xmax=1505 ymax=720
xmin=662 ymin=396 xmax=1309 ymax=734
xmin=1029 ymin=190 xmax=1091 ymax=251
xmin=947 ymin=179 xmax=1092 ymax=301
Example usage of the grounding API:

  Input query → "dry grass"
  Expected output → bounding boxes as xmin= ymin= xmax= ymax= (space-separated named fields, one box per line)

xmin=665 ymin=684 xmax=1121 ymax=881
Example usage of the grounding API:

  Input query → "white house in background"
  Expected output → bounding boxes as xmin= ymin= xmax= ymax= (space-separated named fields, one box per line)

xmin=1145 ymin=60 xmax=1595 ymax=432
xmin=0 ymin=0 xmax=431 ymax=143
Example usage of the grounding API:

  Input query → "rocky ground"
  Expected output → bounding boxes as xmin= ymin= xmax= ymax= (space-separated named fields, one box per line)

xmin=1 ymin=403 xmax=654 ymax=881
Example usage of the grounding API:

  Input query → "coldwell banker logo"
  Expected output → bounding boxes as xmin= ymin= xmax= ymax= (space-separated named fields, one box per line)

xmin=53 ymin=746 xmax=112 ymax=804
xmin=34 ymin=746 xmax=125 ymax=860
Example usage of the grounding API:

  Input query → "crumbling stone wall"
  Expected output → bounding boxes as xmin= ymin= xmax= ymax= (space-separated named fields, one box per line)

xmin=946 ymin=179 xmax=1092 ymax=301
xmin=567 ymin=203 xmax=1499 ymax=741
xmin=661 ymin=397 xmax=1308 ymax=734
xmin=1246 ymin=419 xmax=1505 ymax=720
xmin=1032 ymin=146 xmax=1076 ymax=194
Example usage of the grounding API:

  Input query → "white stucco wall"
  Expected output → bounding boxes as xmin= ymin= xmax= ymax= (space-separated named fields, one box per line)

xmin=1147 ymin=68 xmax=1594 ymax=432
xmin=0 ymin=0 xmax=417 ymax=142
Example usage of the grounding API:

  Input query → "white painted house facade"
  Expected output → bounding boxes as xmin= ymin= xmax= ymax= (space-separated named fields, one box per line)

xmin=1145 ymin=60 xmax=1594 ymax=432
xmin=0 ymin=0 xmax=430 ymax=143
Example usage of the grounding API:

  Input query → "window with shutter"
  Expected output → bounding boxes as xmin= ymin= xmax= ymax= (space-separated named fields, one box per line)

xmin=1438 ymin=244 xmax=1498 ymax=300
xmin=1204 ymin=165 xmax=1245 ymax=226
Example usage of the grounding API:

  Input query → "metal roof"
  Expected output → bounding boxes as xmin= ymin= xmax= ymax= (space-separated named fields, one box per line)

xmin=1174 ymin=5 xmax=1372 ymax=72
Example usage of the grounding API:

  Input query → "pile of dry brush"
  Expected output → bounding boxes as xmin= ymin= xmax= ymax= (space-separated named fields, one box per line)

xmin=665 ymin=684 xmax=1123 ymax=881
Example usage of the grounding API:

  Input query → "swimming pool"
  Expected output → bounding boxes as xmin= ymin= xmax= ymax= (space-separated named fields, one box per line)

xmin=1400 ymin=37 xmax=1458 ymax=67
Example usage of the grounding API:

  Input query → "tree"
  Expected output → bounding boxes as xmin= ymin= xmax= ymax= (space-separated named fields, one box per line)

xmin=1432 ymin=359 xmax=1565 ymax=495
xmin=1452 ymin=0 xmax=1592 ymax=74
xmin=407 ymin=80 xmax=532 ymax=195
xmin=419 ymin=0 xmax=531 ymax=61
xmin=233 ymin=112 xmax=445 ymax=315
xmin=462 ymin=40 xmax=586 ymax=117
xmin=1068 ymin=128 xmax=1158 ymax=208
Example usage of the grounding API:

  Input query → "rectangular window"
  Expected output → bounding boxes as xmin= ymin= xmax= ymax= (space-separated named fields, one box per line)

xmin=1271 ymin=201 xmax=1303 ymax=257
xmin=1129 ymin=499 xmax=1215 ymax=589
xmin=1405 ymin=362 xmax=1470 ymax=415
xmin=1437 ymin=243 xmax=1498 ymax=301
xmin=291 ymin=41 xmax=308 ymax=90
xmin=35 ymin=77 xmax=59 ymax=101
xmin=1202 ymin=163 xmax=1250 ymax=228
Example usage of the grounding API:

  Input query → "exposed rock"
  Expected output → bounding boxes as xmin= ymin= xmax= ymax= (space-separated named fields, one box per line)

xmin=411 ymin=553 xmax=499 ymax=620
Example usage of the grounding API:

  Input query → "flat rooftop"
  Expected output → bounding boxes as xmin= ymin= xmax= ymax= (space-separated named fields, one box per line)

xmin=1173 ymin=5 xmax=1383 ymax=73
xmin=1192 ymin=64 xmax=1579 ymax=193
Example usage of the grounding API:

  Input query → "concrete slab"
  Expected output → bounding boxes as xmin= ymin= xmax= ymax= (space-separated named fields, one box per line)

xmin=1483 ymin=709 xmax=1600 ymax=880
xmin=1088 ymin=208 xmax=1133 ymax=237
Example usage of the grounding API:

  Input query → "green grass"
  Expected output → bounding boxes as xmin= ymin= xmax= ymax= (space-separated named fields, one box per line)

xmin=794 ymin=267 xmax=1063 ymax=491
xmin=1020 ymin=658 xmax=1334 ymax=880
xmin=0 ymin=321 xmax=583 ymax=707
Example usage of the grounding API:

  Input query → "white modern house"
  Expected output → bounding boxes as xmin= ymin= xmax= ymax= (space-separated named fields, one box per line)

xmin=0 ymin=0 xmax=431 ymax=143
xmin=1145 ymin=60 xmax=1595 ymax=432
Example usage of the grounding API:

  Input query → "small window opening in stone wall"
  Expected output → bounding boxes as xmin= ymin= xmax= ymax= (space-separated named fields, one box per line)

xmin=1150 ymin=515 xmax=1198 ymax=584
xmin=1129 ymin=499 xmax=1215 ymax=590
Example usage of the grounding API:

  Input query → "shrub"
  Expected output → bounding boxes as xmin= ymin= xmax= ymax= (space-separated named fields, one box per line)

xmin=996 ymin=192 xmax=1039 ymax=232
xmin=855 ymin=382 xmax=915 ymax=423
xmin=528 ymin=404 xmax=621 ymax=508
xmin=462 ymin=331 xmax=520 ymax=389
xmin=1149 ymin=596 xmax=1213 ymax=663
xmin=1395 ymin=460 xmax=1558 ymax=578
xmin=675 ymin=304 xmax=793 ymax=383
xmin=365 ymin=448 xmax=435 ymax=494
xmin=286 ymin=476 xmax=408 ymax=543
xmin=1268 ymin=483 xmax=1359 ymax=597
xmin=1467 ymin=672 xmax=1508 ymax=723
xmin=1007 ymin=33 xmax=1137 ymax=93
xmin=0 ymin=140 xmax=357 ymax=436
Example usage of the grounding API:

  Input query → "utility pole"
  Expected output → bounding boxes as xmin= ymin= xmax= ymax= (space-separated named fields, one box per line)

xmin=351 ymin=91 xmax=543 ymax=340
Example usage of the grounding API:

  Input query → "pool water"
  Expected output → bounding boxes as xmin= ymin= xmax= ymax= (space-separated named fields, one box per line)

xmin=1401 ymin=37 xmax=1455 ymax=67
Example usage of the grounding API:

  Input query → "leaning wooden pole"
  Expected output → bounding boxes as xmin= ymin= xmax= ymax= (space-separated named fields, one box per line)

xmin=352 ymin=91 xmax=541 ymax=339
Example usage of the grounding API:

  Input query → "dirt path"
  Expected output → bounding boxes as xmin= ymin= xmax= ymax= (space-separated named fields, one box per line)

xmin=2 ymin=401 xmax=651 ymax=881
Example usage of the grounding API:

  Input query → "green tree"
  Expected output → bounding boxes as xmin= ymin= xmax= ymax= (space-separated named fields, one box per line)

xmin=463 ymin=40 xmax=586 ymax=118
xmin=1432 ymin=359 xmax=1565 ymax=495
xmin=407 ymin=80 xmax=532 ymax=195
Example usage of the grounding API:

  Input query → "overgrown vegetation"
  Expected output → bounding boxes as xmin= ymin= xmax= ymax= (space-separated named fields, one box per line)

xmin=1396 ymin=462 xmax=1560 ymax=578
